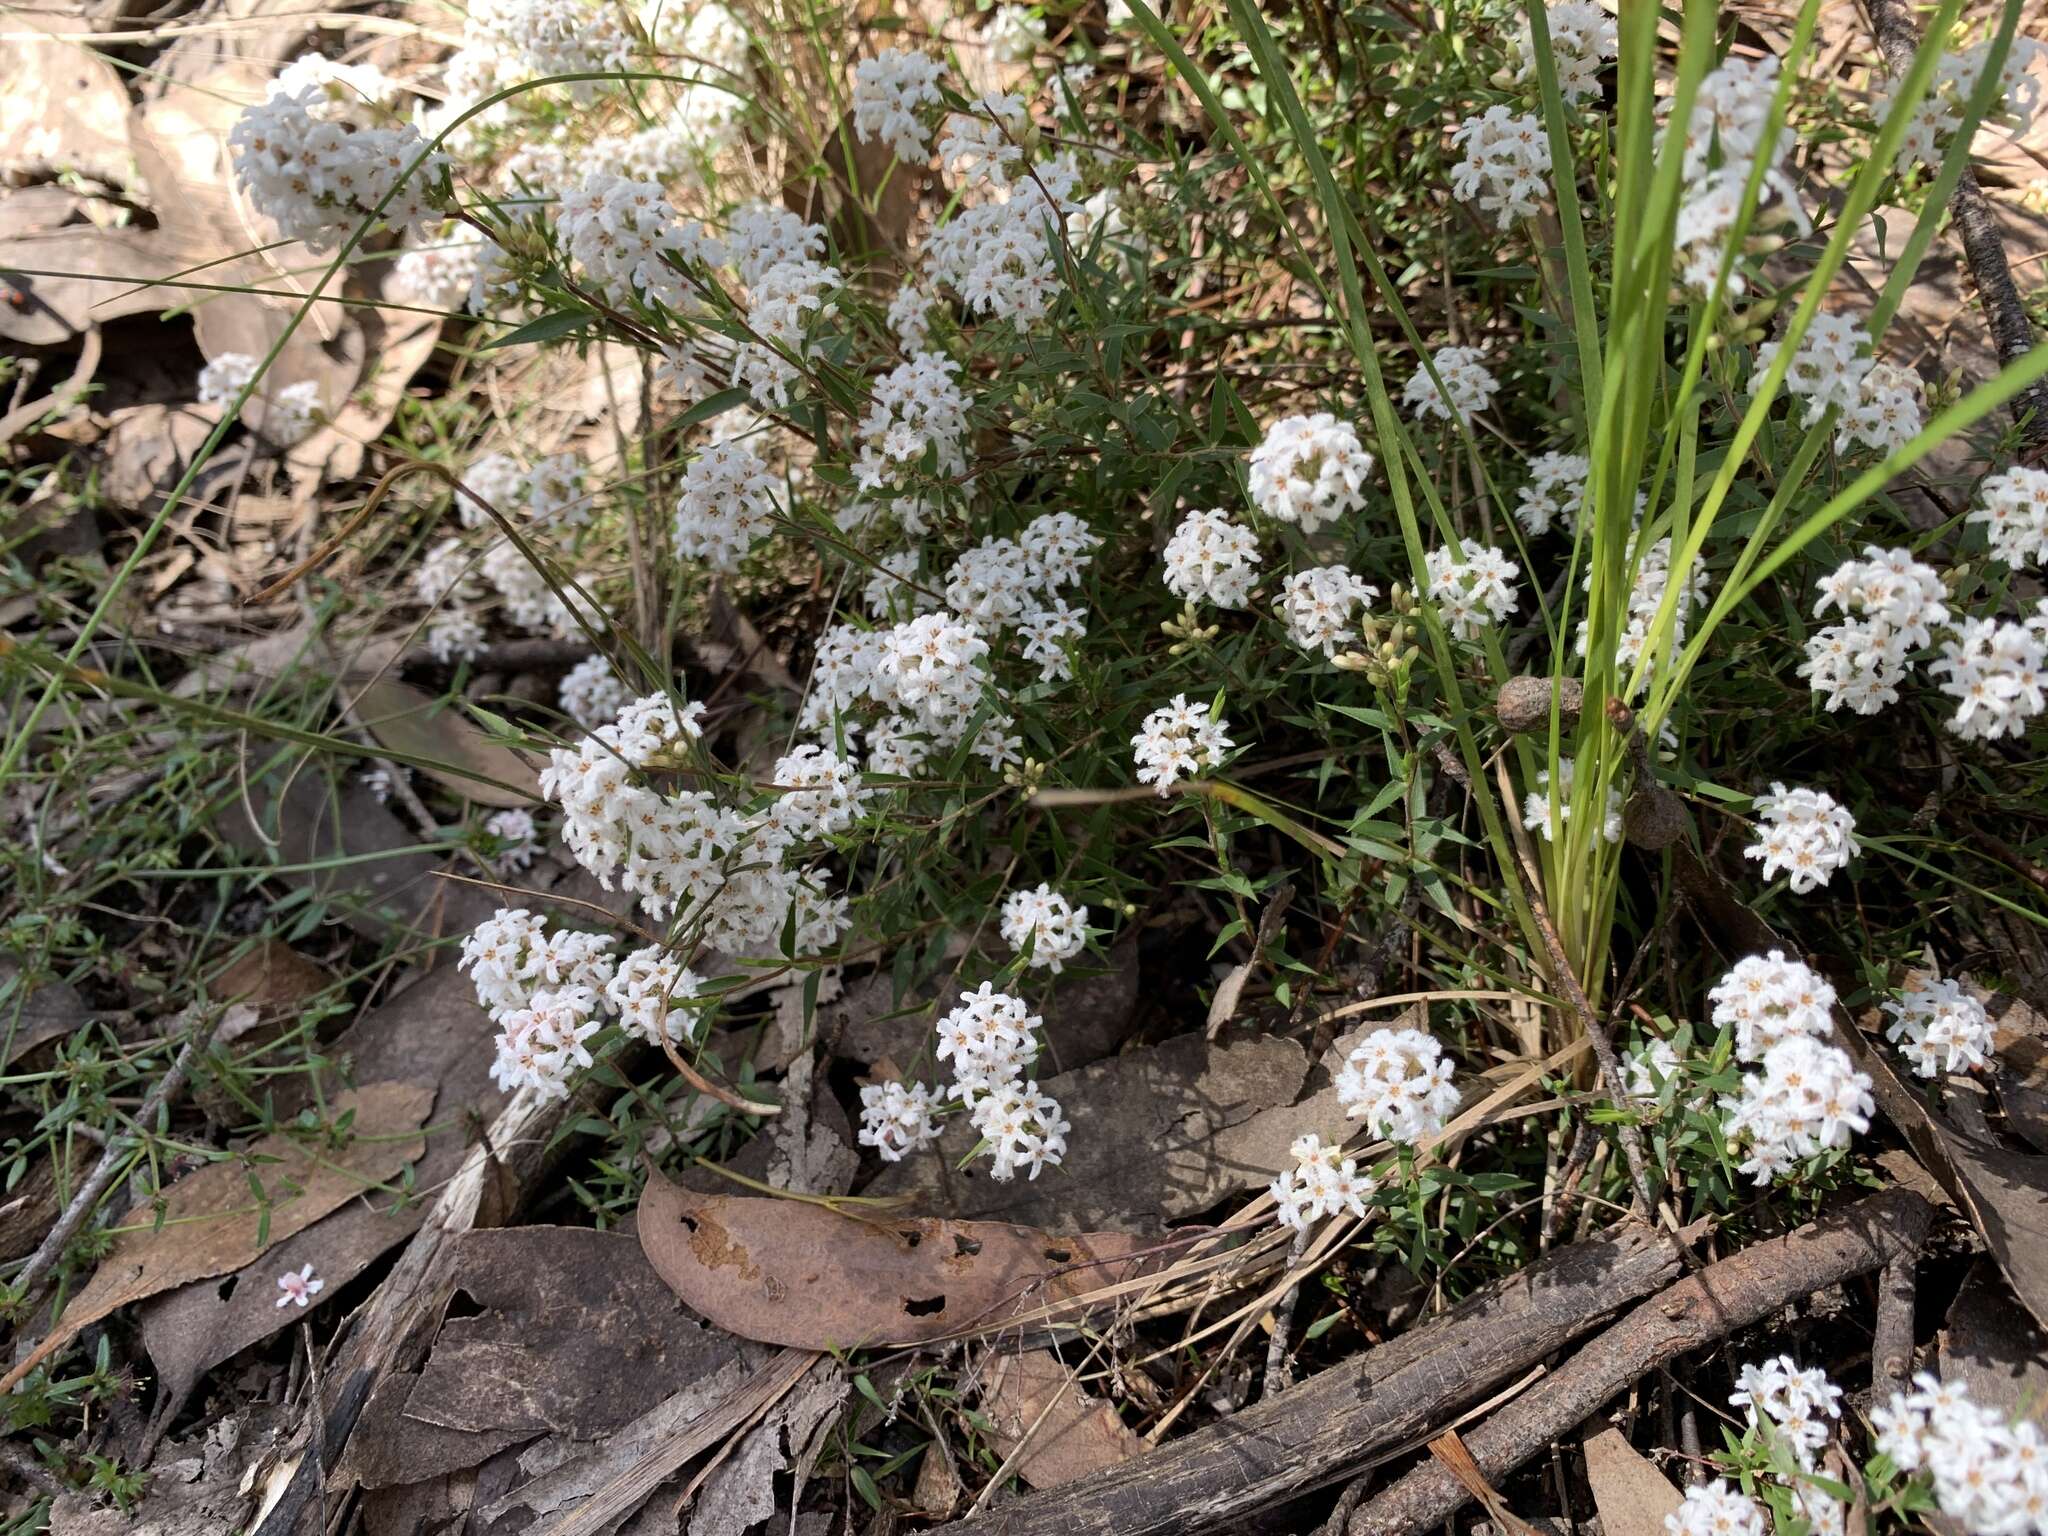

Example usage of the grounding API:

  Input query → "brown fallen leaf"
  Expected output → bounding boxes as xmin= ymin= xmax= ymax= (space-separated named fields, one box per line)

xmin=0 ymin=1080 xmax=432 ymax=1394
xmin=980 ymin=1348 xmax=1146 ymax=1490
xmin=350 ymin=677 xmax=544 ymax=808
xmin=636 ymin=1168 xmax=1186 ymax=1349
xmin=1580 ymin=1426 xmax=1681 ymax=1536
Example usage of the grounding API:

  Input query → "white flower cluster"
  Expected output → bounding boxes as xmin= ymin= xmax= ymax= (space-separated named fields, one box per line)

xmin=1132 ymin=694 xmax=1234 ymax=794
xmin=732 ymin=254 xmax=843 ymax=409
xmin=852 ymin=48 xmax=946 ymax=161
xmin=1969 ymin=465 xmax=2048 ymax=569
xmin=1752 ymin=312 xmax=1926 ymax=455
xmin=604 ymin=945 xmax=705 ymax=1045
xmin=1335 ymin=1026 xmax=1461 ymax=1144
xmin=1425 ymin=541 xmax=1521 ymax=639
xmin=1881 ymin=37 xmax=2048 ymax=173
xmin=796 ymin=508 xmax=1099 ymax=776
xmin=1515 ymin=1 xmax=1617 ymax=102
xmin=1515 ymin=451 xmax=1590 ymax=537
xmin=558 ymin=171 xmax=722 ymax=310
xmin=929 ymin=984 xmax=1071 ymax=1180
xmin=1802 ymin=545 xmax=1948 ymax=716
xmin=768 ymin=743 xmax=871 ymax=838
xmin=1729 ymin=1355 xmax=1842 ymax=1468
xmin=1278 ymin=566 xmax=1379 ymax=657
xmin=1882 ymin=975 xmax=1993 ymax=1078
xmin=459 ymin=908 xmax=618 ymax=1099
xmin=1448 ymin=107 xmax=1552 ymax=230
xmin=465 ymin=0 xmax=632 ymax=102
xmin=197 ymin=354 xmax=323 ymax=445
xmin=922 ymin=99 xmax=1084 ymax=327
xmin=559 ymin=655 xmax=632 ymax=725
xmin=1710 ymin=952 xmax=1872 ymax=1185
xmin=1163 ymin=509 xmax=1263 ymax=608
xmin=1248 ymin=414 xmax=1375 ymax=532
xmin=1708 ymin=950 xmax=1837 ymax=1062
xmin=855 ymin=352 xmax=969 ymax=490
xmin=1520 ymin=757 xmax=1622 ymax=844
xmin=485 ymin=807 xmax=542 ymax=871
xmin=1874 ymin=1373 xmax=2048 ymax=1535
xmin=999 ymin=884 xmax=1089 ymax=971
xmin=229 ymin=87 xmax=446 ymax=252
xmin=672 ymin=437 xmax=780 ymax=570
xmin=1667 ymin=55 xmax=1812 ymax=299
xmin=535 ymin=690 xmax=851 ymax=957
xmin=1723 ymin=1034 xmax=1876 ymax=1184
xmin=1403 ymin=345 xmax=1500 ymax=424
xmin=1931 ymin=609 xmax=2048 ymax=743
xmin=857 ymin=1079 xmax=942 ymax=1161
xmin=1742 ymin=782 xmax=1860 ymax=894
xmin=1269 ymin=1133 xmax=1377 ymax=1232
xmin=1666 ymin=1481 xmax=1767 ymax=1536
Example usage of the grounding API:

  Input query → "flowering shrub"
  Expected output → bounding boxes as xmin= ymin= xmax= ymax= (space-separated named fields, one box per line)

xmin=170 ymin=0 xmax=2047 ymax=1268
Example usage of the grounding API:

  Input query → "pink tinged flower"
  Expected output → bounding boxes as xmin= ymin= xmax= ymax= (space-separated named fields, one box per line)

xmin=276 ymin=1263 xmax=324 ymax=1308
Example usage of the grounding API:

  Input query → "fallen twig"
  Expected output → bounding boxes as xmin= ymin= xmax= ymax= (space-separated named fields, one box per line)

xmin=928 ymin=1218 xmax=1696 ymax=1536
xmin=1344 ymin=1188 xmax=1935 ymax=1536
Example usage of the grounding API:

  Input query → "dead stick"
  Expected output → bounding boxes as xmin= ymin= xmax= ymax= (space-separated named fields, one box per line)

xmin=1260 ymin=1226 xmax=1313 ymax=1401
xmin=929 ymin=1220 xmax=1696 ymax=1536
xmin=1865 ymin=0 xmax=2048 ymax=450
xmin=1872 ymin=1248 xmax=1920 ymax=1394
xmin=1345 ymin=1188 xmax=1935 ymax=1536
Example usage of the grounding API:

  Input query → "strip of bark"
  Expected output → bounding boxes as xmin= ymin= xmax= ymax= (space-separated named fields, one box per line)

xmin=1866 ymin=0 xmax=2048 ymax=450
xmin=1345 ymin=1188 xmax=1935 ymax=1536
xmin=927 ymin=1219 xmax=1697 ymax=1536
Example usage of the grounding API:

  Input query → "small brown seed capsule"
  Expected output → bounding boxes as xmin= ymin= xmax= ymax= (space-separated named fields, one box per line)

xmin=1623 ymin=785 xmax=1689 ymax=850
xmin=1495 ymin=676 xmax=1584 ymax=734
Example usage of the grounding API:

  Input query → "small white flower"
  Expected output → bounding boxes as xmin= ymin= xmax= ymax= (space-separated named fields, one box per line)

xmin=1425 ymin=541 xmax=1520 ymax=639
xmin=1883 ymin=975 xmax=1994 ymax=1078
xmin=1402 ymin=345 xmax=1499 ymax=424
xmin=275 ymin=1263 xmax=324 ymax=1308
xmin=998 ymin=884 xmax=1089 ymax=971
xmin=1131 ymin=694 xmax=1233 ymax=794
xmin=1742 ymin=782 xmax=1859 ymax=894
xmin=1335 ymin=1027 xmax=1460 ymax=1144
xmin=1248 ymin=414 xmax=1374 ymax=532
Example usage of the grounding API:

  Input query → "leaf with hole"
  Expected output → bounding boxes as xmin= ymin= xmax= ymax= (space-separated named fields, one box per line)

xmin=636 ymin=1167 xmax=1190 ymax=1348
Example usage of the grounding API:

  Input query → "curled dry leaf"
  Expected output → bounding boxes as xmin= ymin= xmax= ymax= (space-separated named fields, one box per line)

xmin=636 ymin=1167 xmax=1187 ymax=1349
